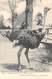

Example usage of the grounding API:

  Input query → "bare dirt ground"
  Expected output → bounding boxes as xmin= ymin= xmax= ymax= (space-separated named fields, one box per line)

xmin=0 ymin=33 xmax=52 ymax=73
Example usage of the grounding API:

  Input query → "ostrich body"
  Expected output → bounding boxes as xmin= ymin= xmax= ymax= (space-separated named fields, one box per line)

xmin=6 ymin=29 xmax=45 ymax=70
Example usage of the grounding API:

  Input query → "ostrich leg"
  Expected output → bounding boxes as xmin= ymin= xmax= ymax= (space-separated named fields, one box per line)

xmin=17 ymin=46 xmax=24 ymax=70
xmin=25 ymin=48 xmax=33 ymax=69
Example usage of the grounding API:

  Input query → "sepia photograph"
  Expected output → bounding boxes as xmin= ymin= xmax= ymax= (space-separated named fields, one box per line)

xmin=0 ymin=0 xmax=52 ymax=75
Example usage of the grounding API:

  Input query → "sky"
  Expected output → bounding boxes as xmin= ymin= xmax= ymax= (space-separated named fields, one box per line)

xmin=0 ymin=0 xmax=52 ymax=26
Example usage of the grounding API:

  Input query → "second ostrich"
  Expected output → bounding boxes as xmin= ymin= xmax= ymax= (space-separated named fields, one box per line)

xmin=6 ymin=28 xmax=45 ymax=70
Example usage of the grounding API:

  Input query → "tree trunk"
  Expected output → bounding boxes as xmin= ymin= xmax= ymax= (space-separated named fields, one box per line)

xmin=25 ymin=0 xmax=33 ymax=29
xmin=12 ymin=12 xmax=15 ymax=32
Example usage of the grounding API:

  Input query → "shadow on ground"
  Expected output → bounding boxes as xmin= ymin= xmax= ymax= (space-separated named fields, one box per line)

xmin=0 ymin=64 xmax=26 ymax=72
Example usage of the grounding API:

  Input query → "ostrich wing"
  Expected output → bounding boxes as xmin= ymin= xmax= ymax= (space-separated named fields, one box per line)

xmin=16 ymin=30 xmax=40 ymax=49
xmin=6 ymin=29 xmax=44 ymax=49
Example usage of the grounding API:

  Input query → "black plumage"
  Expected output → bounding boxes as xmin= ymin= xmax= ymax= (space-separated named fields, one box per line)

xmin=6 ymin=29 xmax=45 ymax=49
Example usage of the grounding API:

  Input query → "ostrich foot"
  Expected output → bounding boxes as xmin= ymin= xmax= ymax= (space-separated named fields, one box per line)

xmin=27 ymin=63 xmax=33 ymax=70
xmin=17 ymin=65 xmax=22 ymax=71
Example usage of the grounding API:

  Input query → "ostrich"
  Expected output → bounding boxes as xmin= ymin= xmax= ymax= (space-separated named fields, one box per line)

xmin=5 ymin=28 xmax=45 ymax=70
